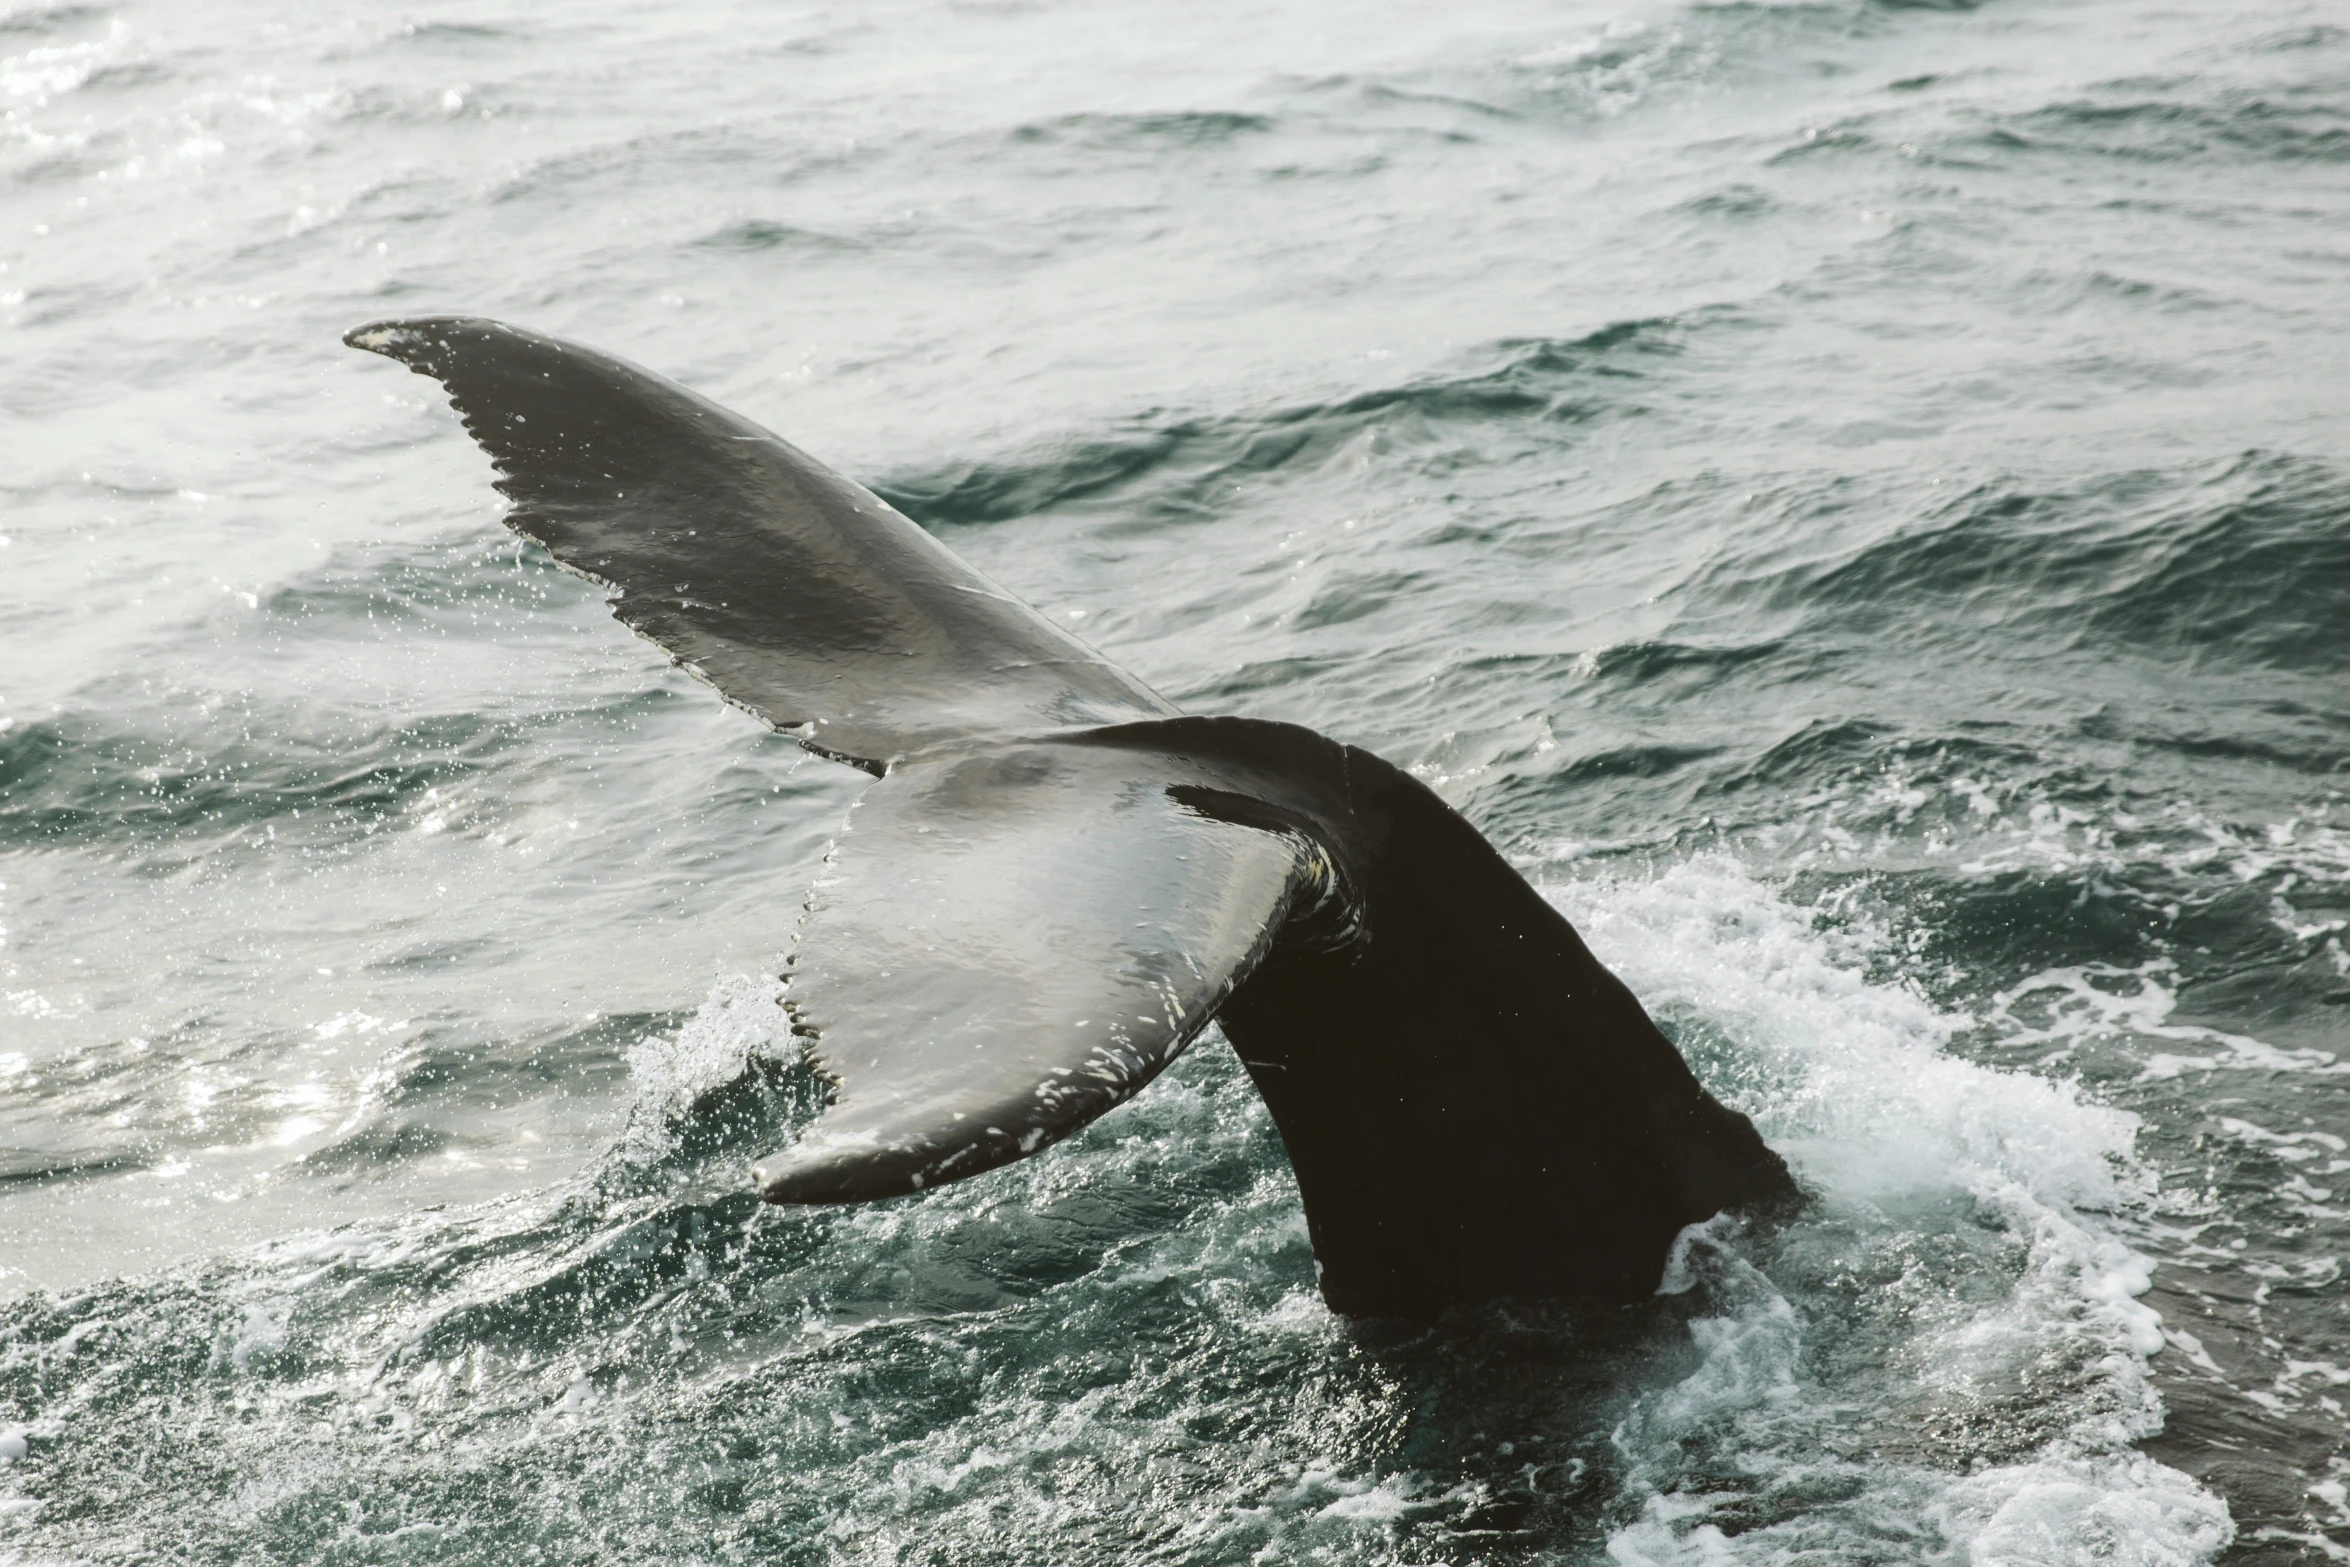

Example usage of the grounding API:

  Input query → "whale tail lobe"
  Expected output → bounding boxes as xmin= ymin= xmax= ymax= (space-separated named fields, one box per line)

xmin=349 ymin=317 xmax=1795 ymax=1316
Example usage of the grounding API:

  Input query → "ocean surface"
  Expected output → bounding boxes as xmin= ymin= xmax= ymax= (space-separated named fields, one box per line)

xmin=2 ymin=0 xmax=2347 ymax=1560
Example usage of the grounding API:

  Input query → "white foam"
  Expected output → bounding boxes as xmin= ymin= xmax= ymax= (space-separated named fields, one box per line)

xmin=1927 ymin=1456 xmax=2235 ymax=1567
xmin=610 ymin=971 xmax=795 ymax=1168
xmin=225 ymin=1302 xmax=287 ymax=1374
xmin=1545 ymin=857 xmax=2233 ymax=1565
xmin=0 ymin=30 xmax=115 ymax=105
xmin=1557 ymin=856 xmax=2143 ymax=1209
xmin=2 ymin=992 xmax=63 ymax=1021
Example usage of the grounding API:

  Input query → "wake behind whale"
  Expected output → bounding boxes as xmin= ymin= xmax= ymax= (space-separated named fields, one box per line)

xmin=347 ymin=316 xmax=1793 ymax=1317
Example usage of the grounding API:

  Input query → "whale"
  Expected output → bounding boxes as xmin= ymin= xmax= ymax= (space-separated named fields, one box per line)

xmin=346 ymin=317 xmax=1795 ymax=1318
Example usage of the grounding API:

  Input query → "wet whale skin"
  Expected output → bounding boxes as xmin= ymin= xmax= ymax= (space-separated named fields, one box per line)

xmin=349 ymin=314 xmax=1794 ymax=1317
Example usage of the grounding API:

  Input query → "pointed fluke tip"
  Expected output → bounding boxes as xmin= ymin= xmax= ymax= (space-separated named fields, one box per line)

xmin=751 ymin=1128 xmax=915 ymax=1206
xmin=344 ymin=320 xmax=412 ymax=353
xmin=747 ymin=1112 xmax=1032 ymax=1205
xmin=753 ymin=1158 xmax=915 ymax=1207
xmin=342 ymin=318 xmax=447 ymax=358
xmin=343 ymin=315 xmax=515 ymax=369
xmin=343 ymin=319 xmax=449 ymax=375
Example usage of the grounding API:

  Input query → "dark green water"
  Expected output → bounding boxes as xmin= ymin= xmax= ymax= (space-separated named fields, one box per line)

xmin=3 ymin=0 xmax=2348 ymax=1560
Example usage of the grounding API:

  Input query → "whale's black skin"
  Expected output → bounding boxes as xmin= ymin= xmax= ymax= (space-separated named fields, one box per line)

xmin=346 ymin=316 xmax=1796 ymax=1317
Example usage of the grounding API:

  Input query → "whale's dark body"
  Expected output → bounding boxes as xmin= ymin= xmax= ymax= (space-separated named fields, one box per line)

xmin=348 ymin=317 xmax=1793 ymax=1317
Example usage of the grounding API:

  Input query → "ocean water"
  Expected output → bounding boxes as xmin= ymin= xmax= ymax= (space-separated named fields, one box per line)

xmin=2 ymin=0 xmax=2348 ymax=1560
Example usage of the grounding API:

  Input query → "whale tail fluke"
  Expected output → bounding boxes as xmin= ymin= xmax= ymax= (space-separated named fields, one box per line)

xmin=344 ymin=316 xmax=1175 ymax=771
xmin=351 ymin=317 xmax=1796 ymax=1317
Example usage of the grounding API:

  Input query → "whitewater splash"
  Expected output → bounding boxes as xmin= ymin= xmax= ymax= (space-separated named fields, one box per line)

xmin=0 ymin=852 xmax=2236 ymax=1564
xmin=1554 ymin=858 xmax=2231 ymax=1565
